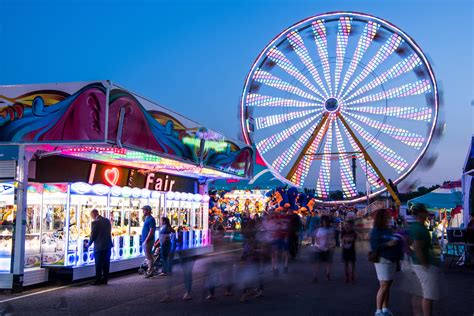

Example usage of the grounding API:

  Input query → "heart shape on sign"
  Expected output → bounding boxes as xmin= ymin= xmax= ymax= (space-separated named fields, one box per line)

xmin=104 ymin=167 xmax=120 ymax=186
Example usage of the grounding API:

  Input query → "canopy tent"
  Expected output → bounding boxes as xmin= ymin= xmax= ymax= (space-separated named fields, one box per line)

xmin=209 ymin=150 xmax=287 ymax=191
xmin=408 ymin=181 xmax=462 ymax=211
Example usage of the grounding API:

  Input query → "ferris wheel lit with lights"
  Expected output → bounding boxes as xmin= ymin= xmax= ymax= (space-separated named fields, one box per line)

xmin=241 ymin=12 xmax=438 ymax=204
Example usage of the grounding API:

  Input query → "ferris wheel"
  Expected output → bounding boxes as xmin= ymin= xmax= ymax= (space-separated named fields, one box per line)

xmin=240 ymin=12 xmax=438 ymax=204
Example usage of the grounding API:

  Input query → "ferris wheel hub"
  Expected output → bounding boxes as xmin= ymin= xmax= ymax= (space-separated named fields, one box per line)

xmin=324 ymin=97 xmax=340 ymax=113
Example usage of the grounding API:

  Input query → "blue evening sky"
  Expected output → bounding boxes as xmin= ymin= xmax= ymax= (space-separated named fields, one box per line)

xmin=1 ymin=0 xmax=472 ymax=187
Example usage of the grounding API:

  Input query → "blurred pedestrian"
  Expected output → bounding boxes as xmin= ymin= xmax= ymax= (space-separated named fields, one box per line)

xmin=409 ymin=204 xmax=440 ymax=316
xmin=306 ymin=210 xmax=320 ymax=245
xmin=312 ymin=216 xmax=335 ymax=282
xmin=370 ymin=208 xmax=400 ymax=316
xmin=158 ymin=217 xmax=175 ymax=277
xmin=270 ymin=209 xmax=289 ymax=275
xmin=341 ymin=219 xmax=357 ymax=284
xmin=88 ymin=209 xmax=113 ymax=285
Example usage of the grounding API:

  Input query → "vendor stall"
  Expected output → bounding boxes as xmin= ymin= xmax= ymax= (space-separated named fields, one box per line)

xmin=0 ymin=81 xmax=253 ymax=290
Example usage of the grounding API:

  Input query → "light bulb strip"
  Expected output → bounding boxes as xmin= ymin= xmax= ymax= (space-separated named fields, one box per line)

xmin=287 ymin=30 xmax=330 ymax=98
xmin=342 ymin=33 xmax=403 ymax=99
xmin=255 ymin=108 xmax=320 ymax=130
xmin=346 ymin=53 xmax=422 ymax=101
xmin=348 ymin=105 xmax=433 ymax=121
xmin=311 ymin=19 xmax=333 ymax=94
xmin=334 ymin=17 xmax=352 ymax=95
xmin=246 ymin=93 xmax=322 ymax=108
xmin=338 ymin=21 xmax=379 ymax=98
xmin=316 ymin=119 xmax=334 ymax=198
xmin=334 ymin=121 xmax=358 ymax=197
xmin=253 ymin=69 xmax=319 ymax=101
xmin=266 ymin=47 xmax=326 ymax=100
xmin=343 ymin=110 xmax=425 ymax=149
xmin=256 ymin=115 xmax=318 ymax=154
xmin=347 ymin=79 xmax=432 ymax=106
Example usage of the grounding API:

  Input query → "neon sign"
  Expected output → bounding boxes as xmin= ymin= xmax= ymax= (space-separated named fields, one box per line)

xmin=104 ymin=167 xmax=120 ymax=186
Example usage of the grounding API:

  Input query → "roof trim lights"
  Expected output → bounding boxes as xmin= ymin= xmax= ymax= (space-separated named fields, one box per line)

xmin=131 ymin=187 xmax=142 ymax=198
xmin=193 ymin=193 xmax=202 ymax=202
xmin=111 ymin=186 xmax=122 ymax=197
xmin=166 ymin=191 xmax=176 ymax=200
xmin=141 ymin=189 xmax=151 ymax=199
xmin=121 ymin=186 xmax=132 ymax=198
xmin=91 ymin=184 xmax=110 ymax=196
xmin=71 ymin=182 xmax=92 ymax=195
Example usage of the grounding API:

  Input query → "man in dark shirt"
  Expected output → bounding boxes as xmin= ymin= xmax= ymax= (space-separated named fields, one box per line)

xmin=88 ymin=209 xmax=113 ymax=285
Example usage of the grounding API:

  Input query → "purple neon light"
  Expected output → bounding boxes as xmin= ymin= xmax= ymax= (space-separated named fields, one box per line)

xmin=266 ymin=47 xmax=325 ymax=100
xmin=256 ymin=115 xmax=318 ymax=154
xmin=349 ymin=106 xmax=433 ymax=121
xmin=338 ymin=21 xmax=379 ymax=98
xmin=287 ymin=30 xmax=329 ymax=98
xmin=252 ymin=69 xmax=319 ymax=101
xmin=334 ymin=17 xmax=352 ymax=95
xmin=291 ymin=116 xmax=332 ymax=186
xmin=334 ymin=122 xmax=358 ymax=197
xmin=316 ymin=119 xmax=334 ymax=198
xmin=342 ymin=33 xmax=403 ymax=99
xmin=347 ymin=79 xmax=431 ymax=105
xmin=343 ymin=110 xmax=425 ymax=149
xmin=344 ymin=116 xmax=408 ymax=172
xmin=255 ymin=108 xmax=321 ymax=130
xmin=312 ymin=20 xmax=332 ymax=94
xmin=340 ymin=121 xmax=382 ymax=190
xmin=246 ymin=94 xmax=321 ymax=108
xmin=346 ymin=54 xmax=421 ymax=101
xmin=271 ymin=124 xmax=317 ymax=173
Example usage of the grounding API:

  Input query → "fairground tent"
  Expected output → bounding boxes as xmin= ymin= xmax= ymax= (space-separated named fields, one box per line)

xmin=407 ymin=181 xmax=462 ymax=212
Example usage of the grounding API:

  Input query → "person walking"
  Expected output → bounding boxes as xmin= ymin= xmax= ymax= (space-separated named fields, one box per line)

xmin=141 ymin=205 xmax=156 ymax=278
xmin=312 ymin=216 xmax=335 ymax=283
xmin=409 ymin=204 xmax=440 ymax=316
xmin=88 ymin=209 xmax=113 ymax=285
xmin=158 ymin=217 xmax=175 ymax=277
xmin=306 ymin=210 xmax=320 ymax=245
xmin=341 ymin=219 xmax=357 ymax=284
xmin=370 ymin=208 xmax=400 ymax=316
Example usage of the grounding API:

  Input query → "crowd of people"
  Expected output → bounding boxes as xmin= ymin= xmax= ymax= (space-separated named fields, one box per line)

xmin=85 ymin=190 xmax=447 ymax=316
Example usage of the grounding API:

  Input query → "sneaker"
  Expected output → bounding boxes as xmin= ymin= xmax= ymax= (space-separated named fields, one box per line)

xmin=182 ymin=293 xmax=192 ymax=301
xmin=205 ymin=294 xmax=214 ymax=300
xmin=144 ymin=273 xmax=153 ymax=279
xmin=158 ymin=272 xmax=167 ymax=277
xmin=374 ymin=311 xmax=384 ymax=316
xmin=160 ymin=296 xmax=171 ymax=303
xmin=382 ymin=309 xmax=394 ymax=316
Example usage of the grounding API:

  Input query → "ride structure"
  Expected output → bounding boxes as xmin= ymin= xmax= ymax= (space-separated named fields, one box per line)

xmin=241 ymin=12 xmax=438 ymax=205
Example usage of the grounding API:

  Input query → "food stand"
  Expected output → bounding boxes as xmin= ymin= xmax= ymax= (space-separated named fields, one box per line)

xmin=0 ymin=81 xmax=253 ymax=290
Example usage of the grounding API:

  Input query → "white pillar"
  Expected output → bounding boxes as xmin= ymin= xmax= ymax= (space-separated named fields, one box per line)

xmin=11 ymin=145 xmax=29 ymax=292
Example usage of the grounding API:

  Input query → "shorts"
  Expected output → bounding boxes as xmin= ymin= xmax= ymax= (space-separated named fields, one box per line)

xmin=272 ymin=239 xmax=289 ymax=252
xmin=412 ymin=265 xmax=440 ymax=300
xmin=315 ymin=250 xmax=332 ymax=262
xmin=342 ymin=249 xmax=356 ymax=262
xmin=374 ymin=257 xmax=396 ymax=281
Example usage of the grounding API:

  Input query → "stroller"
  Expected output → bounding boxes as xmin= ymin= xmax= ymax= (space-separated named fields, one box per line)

xmin=138 ymin=239 xmax=162 ymax=275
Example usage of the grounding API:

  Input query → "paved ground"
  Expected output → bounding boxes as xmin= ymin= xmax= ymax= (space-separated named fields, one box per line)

xmin=0 ymin=241 xmax=472 ymax=316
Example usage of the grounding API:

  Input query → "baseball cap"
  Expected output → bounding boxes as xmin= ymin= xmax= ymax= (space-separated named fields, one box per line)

xmin=141 ymin=205 xmax=152 ymax=212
